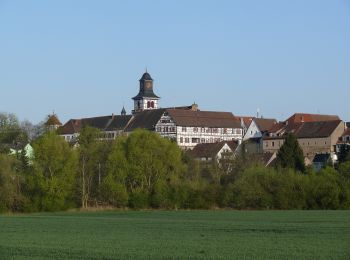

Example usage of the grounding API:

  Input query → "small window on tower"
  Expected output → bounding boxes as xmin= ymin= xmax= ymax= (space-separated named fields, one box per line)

xmin=147 ymin=101 xmax=151 ymax=108
xmin=151 ymin=101 xmax=154 ymax=108
xmin=138 ymin=101 xmax=140 ymax=109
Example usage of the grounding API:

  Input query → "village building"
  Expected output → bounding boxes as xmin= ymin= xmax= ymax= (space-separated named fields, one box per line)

xmin=263 ymin=120 xmax=346 ymax=162
xmin=189 ymin=140 xmax=239 ymax=162
xmin=336 ymin=127 xmax=350 ymax=154
xmin=59 ymin=71 xmax=243 ymax=149
xmin=242 ymin=118 xmax=277 ymax=153
xmin=45 ymin=113 xmax=62 ymax=131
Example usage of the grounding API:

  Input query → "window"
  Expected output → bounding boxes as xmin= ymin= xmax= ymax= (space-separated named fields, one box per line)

xmin=182 ymin=127 xmax=187 ymax=132
xmin=147 ymin=101 xmax=151 ymax=108
xmin=137 ymin=101 xmax=141 ymax=109
xmin=185 ymin=138 xmax=190 ymax=143
xmin=347 ymin=136 xmax=350 ymax=141
xmin=164 ymin=127 xmax=168 ymax=132
xmin=272 ymin=141 xmax=275 ymax=147
xmin=266 ymin=142 xmax=268 ymax=147
xmin=201 ymin=138 xmax=205 ymax=143
xmin=180 ymin=137 xmax=183 ymax=143
xmin=193 ymin=127 xmax=198 ymax=133
xmin=192 ymin=138 xmax=200 ymax=143
xmin=151 ymin=101 xmax=154 ymax=108
xmin=223 ymin=128 xmax=228 ymax=134
xmin=201 ymin=127 xmax=205 ymax=133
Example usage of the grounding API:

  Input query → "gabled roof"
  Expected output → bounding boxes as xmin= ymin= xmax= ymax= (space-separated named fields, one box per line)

xmin=59 ymin=115 xmax=132 ymax=135
xmin=166 ymin=109 xmax=241 ymax=128
xmin=286 ymin=113 xmax=340 ymax=125
xmin=105 ymin=115 xmax=133 ymax=131
xmin=254 ymin=118 xmax=277 ymax=132
xmin=45 ymin=114 xmax=62 ymax=126
xmin=125 ymin=109 xmax=166 ymax=132
xmin=236 ymin=116 xmax=254 ymax=127
xmin=265 ymin=120 xmax=343 ymax=140
xmin=190 ymin=141 xmax=239 ymax=159
xmin=295 ymin=120 xmax=342 ymax=138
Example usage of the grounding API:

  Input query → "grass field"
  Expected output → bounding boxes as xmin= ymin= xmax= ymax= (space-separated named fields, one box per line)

xmin=1 ymin=210 xmax=350 ymax=259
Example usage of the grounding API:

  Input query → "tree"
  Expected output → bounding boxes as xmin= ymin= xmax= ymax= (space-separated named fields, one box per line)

xmin=77 ymin=126 xmax=110 ymax=208
xmin=29 ymin=132 xmax=77 ymax=211
xmin=0 ymin=154 xmax=27 ymax=212
xmin=276 ymin=133 xmax=305 ymax=172
xmin=106 ymin=129 xmax=185 ymax=208
xmin=0 ymin=113 xmax=28 ymax=153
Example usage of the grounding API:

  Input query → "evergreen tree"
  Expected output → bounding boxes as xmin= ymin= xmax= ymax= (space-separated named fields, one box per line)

xmin=276 ymin=133 xmax=305 ymax=172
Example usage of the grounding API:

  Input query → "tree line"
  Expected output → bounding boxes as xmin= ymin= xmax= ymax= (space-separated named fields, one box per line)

xmin=0 ymin=112 xmax=350 ymax=212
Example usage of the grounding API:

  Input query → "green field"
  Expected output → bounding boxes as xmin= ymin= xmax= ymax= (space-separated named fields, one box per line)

xmin=1 ymin=211 xmax=350 ymax=259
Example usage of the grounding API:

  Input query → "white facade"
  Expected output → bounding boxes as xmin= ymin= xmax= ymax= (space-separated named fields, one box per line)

xmin=134 ymin=99 xmax=159 ymax=112
xmin=155 ymin=113 xmax=243 ymax=149
xmin=243 ymin=120 xmax=262 ymax=140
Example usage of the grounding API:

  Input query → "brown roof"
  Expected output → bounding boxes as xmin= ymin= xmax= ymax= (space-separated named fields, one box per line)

xmin=190 ymin=141 xmax=239 ymax=159
xmin=265 ymin=120 xmax=342 ymax=140
xmin=286 ymin=113 xmax=340 ymax=125
xmin=45 ymin=114 xmax=62 ymax=126
xmin=254 ymin=118 xmax=277 ymax=132
xmin=59 ymin=115 xmax=132 ymax=135
xmin=125 ymin=109 xmax=166 ymax=132
xmin=295 ymin=120 xmax=342 ymax=138
xmin=167 ymin=109 xmax=241 ymax=128
xmin=236 ymin=116 xmax=254 ymax=127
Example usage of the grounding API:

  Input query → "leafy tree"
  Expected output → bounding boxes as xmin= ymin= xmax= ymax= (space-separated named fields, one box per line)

xmin=0 ymin=113 xmax=28 ymax=153
xmin=0 ymin=154 xmax=29 ymax=212
xmin=106 ymin=129 xmax=185 ymax=208
xmin=77 ymin=126 xmax=110 ymax=208
xmin=276 ymin=133 xmax=305 ymax=172
xmin=29 ymin=132 xmax=77 ymax=211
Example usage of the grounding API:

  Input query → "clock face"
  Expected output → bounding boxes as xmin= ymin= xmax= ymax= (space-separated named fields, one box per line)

xmin=145 ymin=81 xmax=152 ymax=89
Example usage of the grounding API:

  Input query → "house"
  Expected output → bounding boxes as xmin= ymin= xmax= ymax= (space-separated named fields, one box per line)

xmin=59 ymin=114 xmax=132 ymax=143
xmin=154 ymin=109 xmax=243 ymax=149
xmin=236 ymin=116 xmax=253 ymax=135
xmin=285 ymin=113 xmax=340 ymax=125
xmin=9 ymin=143 xmax=34 ymax=164
xmin=45 ymin=113 xmax=62 ymax=131
xmin=336 ymin=127 xmax=350 ymax=157
xmin=189 ymin=140 xmax=239 ymax=161
xmin=242 ymin=118 xmax=277 ymax=153
xmin=263 ymin=120 xmax=346 ymax=162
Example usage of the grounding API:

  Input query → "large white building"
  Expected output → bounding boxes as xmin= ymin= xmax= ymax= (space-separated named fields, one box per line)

xmin=59 ymin=72 xmax=243 ymax=149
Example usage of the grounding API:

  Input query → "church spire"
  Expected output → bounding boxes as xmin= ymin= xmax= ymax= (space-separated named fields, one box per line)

xmin=132 ymin=71 xmax=160 ymax=113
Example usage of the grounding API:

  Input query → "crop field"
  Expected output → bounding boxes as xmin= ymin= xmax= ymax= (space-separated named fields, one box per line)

xmin=1 ymin=210 xmax=350 ymax=259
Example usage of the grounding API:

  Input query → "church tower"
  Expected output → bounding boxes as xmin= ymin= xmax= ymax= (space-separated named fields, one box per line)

xmin=132 ymin=71 xmax=160 ymax=113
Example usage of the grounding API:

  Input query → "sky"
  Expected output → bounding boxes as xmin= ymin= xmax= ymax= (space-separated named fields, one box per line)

xmin=1 ymin=0 xmax=349 ymax=124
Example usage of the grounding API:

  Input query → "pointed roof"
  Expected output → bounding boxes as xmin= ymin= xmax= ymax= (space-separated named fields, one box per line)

xmin=45 ymin=114 xmax=62 ymax=126
xmin=253 ymin=118 xmax=277 ymax=132
xmin=133 ymin=71 xmax=160 ymax=100
xmin=190 ymin=141 xmax=239 ymax=159
xmin=140 ymin=72 xmax=153 ymax=81
xmin=121 ymin=106 xmax=126 ymax=115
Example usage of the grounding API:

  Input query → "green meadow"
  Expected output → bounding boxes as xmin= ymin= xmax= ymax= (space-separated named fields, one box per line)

xmin=1 ymin=210 xmax=349 ymax=259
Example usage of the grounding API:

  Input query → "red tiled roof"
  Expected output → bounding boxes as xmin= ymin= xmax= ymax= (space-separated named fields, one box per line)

xmin=286 ymin=113 xmax=340 ymax=125
xmin=254 ymin=118 xmax=277 ymax=132
xmin=236 ymin=116 xmax=254 ymax=127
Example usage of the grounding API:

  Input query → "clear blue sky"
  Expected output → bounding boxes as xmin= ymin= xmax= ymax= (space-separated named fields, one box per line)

xmin=1 ymin=0 xmax=349 ymax=124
